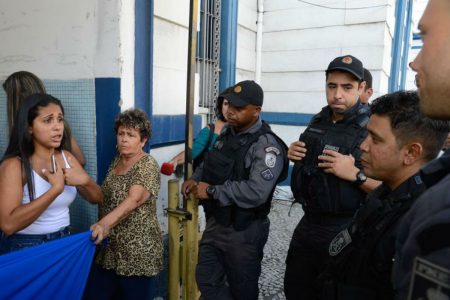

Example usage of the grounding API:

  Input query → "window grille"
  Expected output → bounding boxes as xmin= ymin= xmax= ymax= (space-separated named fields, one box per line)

xmin=196 ymin=0 xmax=221 ymax=123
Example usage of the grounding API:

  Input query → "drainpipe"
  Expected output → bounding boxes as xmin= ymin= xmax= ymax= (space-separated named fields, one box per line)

xmin=255 ymin=0 xmax=264 ymax=83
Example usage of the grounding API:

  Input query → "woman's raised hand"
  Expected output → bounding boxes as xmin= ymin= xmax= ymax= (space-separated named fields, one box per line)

xmin=42 ymin=164 xmax=65 ymax=194
xmin=62 ymin=156 xmax=90 ymax=186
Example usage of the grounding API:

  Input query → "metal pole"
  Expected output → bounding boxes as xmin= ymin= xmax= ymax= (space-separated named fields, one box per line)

xmin=183 ymin=193 xmax=199 ymax=300
xmin=183 ymin=0 xmax=200 ymax=299
xmin=168 ymin=179 xmax=181 ymax=300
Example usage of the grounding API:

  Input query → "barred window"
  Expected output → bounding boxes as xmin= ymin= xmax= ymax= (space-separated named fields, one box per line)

xmin=196 ymin=0 xmax=221 ymax=123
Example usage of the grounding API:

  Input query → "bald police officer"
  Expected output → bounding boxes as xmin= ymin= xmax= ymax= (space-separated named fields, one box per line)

xmin=393 ymin=0 xmax=450 ymax=298
xmin=182 ymin=80 xmax=288 ymax=300
xmin=285 ymin=55 xmax=380 ymax=299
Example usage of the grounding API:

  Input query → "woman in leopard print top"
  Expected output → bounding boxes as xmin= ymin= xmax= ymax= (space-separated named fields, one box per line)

xmin=84 ymin=109 xmax=162 ymax=299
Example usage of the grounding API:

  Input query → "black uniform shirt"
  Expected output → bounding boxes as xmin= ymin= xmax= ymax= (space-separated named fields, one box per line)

xmin=192 ymin=118 xmax=285 ymax=209
xmin=393 ymin=149 xmax=450 ymax=299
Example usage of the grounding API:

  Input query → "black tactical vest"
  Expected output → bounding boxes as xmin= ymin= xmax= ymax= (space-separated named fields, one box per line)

xmin=201 ymin=121 xmax=288 ymax=230
xmin=291 ymin=104 xmax=370 ymax=215
xmin=319 ymin=175 xmax=426 ymax=300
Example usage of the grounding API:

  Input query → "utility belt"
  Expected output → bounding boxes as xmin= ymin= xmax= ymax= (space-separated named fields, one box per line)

xmin=303 ymin=211 xmax=353 ymax=226
xmin=204 ymin=201 xmax=269 ymax=231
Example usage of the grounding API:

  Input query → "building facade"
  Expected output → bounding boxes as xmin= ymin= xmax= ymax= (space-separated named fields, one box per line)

xmin=0 ymin=0 xmax=416 ymax=232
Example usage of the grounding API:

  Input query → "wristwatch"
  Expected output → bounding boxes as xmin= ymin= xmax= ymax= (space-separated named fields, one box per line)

xmin=353 ymin=170 xmax=367 ymax=186
xmin=206 ymin=185 xmax=216 ymax=198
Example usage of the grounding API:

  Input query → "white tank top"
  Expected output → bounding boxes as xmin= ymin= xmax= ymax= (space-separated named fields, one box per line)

xmin=17 ymin=151 xmax=77 ymax=235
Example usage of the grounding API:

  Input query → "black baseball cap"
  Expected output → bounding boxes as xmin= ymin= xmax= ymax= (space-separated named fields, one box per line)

xmin=221 ymin=80 xmax=263 ymax=107
xmin=326 ymin=55 xmax=364 ymax=81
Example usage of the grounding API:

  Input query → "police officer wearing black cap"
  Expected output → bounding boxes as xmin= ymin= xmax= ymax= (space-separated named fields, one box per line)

xmin=284 ymin=55 xmax=381 ymax=299
xmin=182 ymin=80 xmax=288 ymax=300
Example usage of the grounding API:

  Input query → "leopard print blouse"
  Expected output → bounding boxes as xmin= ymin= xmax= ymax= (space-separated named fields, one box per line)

xmin=95 ymin=154 xmax=163 ymax=276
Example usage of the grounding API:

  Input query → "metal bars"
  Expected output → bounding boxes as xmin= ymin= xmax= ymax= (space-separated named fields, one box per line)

xmin=197 ymin=0 xmax=221 ymax=124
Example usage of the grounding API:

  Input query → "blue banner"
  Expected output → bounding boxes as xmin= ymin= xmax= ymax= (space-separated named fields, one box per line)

xmin=0 ymin=231 xmax=95 ymax=300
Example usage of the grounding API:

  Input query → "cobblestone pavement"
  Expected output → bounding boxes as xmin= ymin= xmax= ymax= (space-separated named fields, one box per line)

xmin=258 ymin=199 xmax=304 ymax=300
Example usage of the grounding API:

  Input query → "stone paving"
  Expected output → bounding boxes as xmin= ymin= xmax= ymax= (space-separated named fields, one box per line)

xmin=258 ymin=198 xmax=304 ymax=300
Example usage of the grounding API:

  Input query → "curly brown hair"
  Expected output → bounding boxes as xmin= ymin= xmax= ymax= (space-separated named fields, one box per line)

xmin=114 ymin=108 xmax=152 ymax=142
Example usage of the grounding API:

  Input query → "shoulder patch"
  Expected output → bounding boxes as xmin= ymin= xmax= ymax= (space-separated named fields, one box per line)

xmin=265 ymin=146 xmax=280 ymax=155
xmin=409 ymin=257 xmax=450 ymax=299
xmin=261 ymin=169 xmax=274 ymax=181
xmin=265 ymin=152 xmax=277 ymax=168
xmin=329 ymin=229 xmax=352 ymax=256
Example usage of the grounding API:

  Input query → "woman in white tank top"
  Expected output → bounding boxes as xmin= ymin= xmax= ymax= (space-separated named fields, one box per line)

xmin=0 ymin=94 xmax=103 ymax=254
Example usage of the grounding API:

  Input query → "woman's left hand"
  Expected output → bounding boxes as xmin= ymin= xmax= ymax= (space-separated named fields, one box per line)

xmin=90 ymin=222 xmax=111 ymax=245
xmin=63 ymin=156 xmax=90 ymax=186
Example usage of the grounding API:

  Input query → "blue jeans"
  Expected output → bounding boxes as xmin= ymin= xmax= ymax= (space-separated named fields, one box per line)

xmin=0 ymin=227 xmax=70 ymax=255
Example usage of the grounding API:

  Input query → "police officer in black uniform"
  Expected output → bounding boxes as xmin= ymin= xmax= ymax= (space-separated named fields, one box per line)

xmin=318 ymin=91 xmax=450 ymax=300
xmin=182 ymin=80 xmax=288 ymax=300
xmin=285 ymin=55 xmax=381 ymax=299
xmin=393 ymin=1 xmax=450 ymax=299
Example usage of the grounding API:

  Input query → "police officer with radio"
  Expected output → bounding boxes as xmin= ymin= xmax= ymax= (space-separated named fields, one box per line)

xmin=182 ymin=80 xmax=288 ymax=300
xmin=285 ymin=55 xmax=380 ymax=299
xmin=393 ymin=1 xmax=450 ymax=298
xmin=318 ymin=91 xmax=450 ymax=300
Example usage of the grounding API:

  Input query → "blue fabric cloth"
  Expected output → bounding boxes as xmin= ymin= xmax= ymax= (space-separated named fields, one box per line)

xmin=0 ymin=231 xmax=95 ymax=300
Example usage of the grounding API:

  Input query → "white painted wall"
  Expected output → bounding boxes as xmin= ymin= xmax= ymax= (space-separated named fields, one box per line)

xmin=119 ymin=0 xmax=135 ymax=109
xmin=152 ymin=0 xmax=189 ymax=116
xmin=236 ymin=0 xmax=258 ymax=82
xmin=258 ymin=0 xmax=396 ymax=146
xmin=0 ymin=0 xmax=122 ymax=80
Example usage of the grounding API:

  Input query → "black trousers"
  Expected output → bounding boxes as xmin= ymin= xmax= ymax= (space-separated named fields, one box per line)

xmin=196 ymin=217 xmax=270 ymax=300
xmin=284 ymin=216 xmax=350 ymax=300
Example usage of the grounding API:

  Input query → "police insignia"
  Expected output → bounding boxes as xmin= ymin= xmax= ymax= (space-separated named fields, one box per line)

xmin=342 ymin=56 xmax=353 ymax=64
xmin=329 ymin=229 xmax=352 ymax=256
xmin=265 ymin=153 xmax=277 ymax=168
xmin=265 ymin=146 xmax=281 ymax=155
xmin=234 ymin=85 xmax=242 ymax=93
xmin=408 ymin=257 xmax=450 ymax=300
xmin=261 ymin=169 xmax=274 ymax=181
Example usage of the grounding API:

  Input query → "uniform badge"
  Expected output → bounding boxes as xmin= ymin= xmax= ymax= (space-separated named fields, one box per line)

xmin=261 ymin=169 xmax=274 ymax=181
xmin=408 ymin=257 xmax=450 ymax=300
xmin=265 ymin=152 xmax=277 ymax=168
xmin=265 ymin=146 xmax=281 ymax=155
xmin=342 ymin=56 xmax=353 ymax=64
xmin=234 ymin=85 xmax=242 ymax=93
xmin=323 ymin=144 xmax=340 ymax=153
xmin=329 ymin=229 xmax=352 ymax=256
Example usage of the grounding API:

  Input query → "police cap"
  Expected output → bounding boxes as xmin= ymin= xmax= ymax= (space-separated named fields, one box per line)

xmin=221 ymin=80 xmax=263 ymax=107
xmin=326 ymin=55 xmax=364 ymax=81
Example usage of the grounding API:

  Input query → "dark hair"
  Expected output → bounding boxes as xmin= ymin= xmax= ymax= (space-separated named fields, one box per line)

xmin=325 ymin=69 xmax=363 ymax=83
xmin=114 ymin=108 xmax=152 ymax=143
xmin=370 ymin=91 xmax=450 ymax=160
xmin=363 ymin=68 xmax=373 ymax=90
xmin=215 ymin=86 xmax=234 ymax=121
xmin=2 ymin=93 xmax=66 ymax=201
